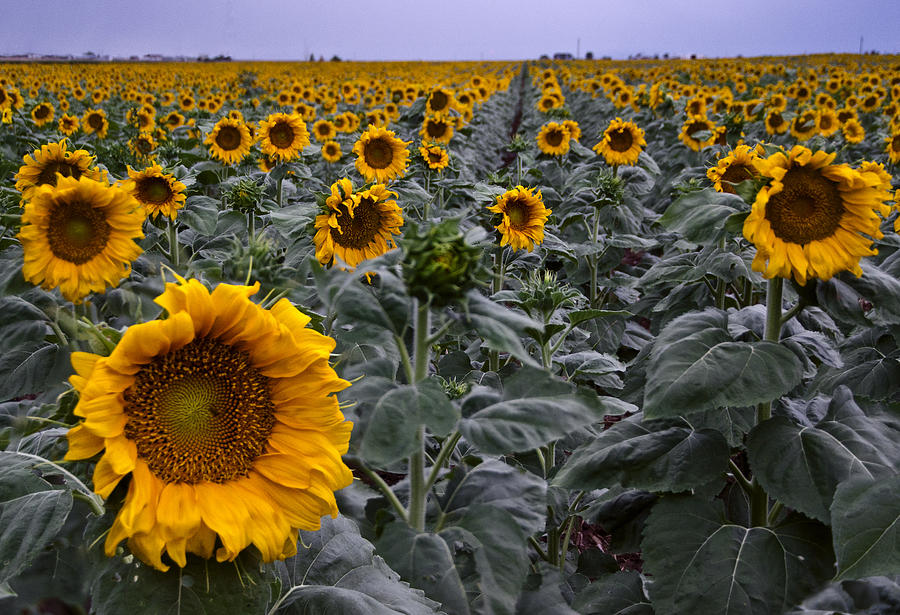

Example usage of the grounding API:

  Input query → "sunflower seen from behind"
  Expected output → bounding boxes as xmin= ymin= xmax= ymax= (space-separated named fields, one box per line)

xmin=64 ymin=276 xmax=354 ymax=570
xmin=743 ymin=145 xmax=891 ymax=286
xmin=488 ymin=185 xmax=551 ymax=252
xmin=314 ymin=178 xmax=404 ymax=269
xmin=120 ymin=164 xmax=187 ymax=220
xmin=258 ymin=112 xmax=310 ymax=162
xmin=537 ymin=122 xmax=571 ymax=156
xmin=353 ymin=125 xmax=410 ymax=184
xmin=594 ymin=117 xmax=646 ymax=166
xmin=205 ymin=116 xmax=253 ymax=166
xmin=18 ymin=175 xmax=144 ymax=302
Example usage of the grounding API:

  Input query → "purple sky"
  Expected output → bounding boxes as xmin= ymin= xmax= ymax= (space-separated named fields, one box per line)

xmin=3 ymin=0 xmax=899 ymax=61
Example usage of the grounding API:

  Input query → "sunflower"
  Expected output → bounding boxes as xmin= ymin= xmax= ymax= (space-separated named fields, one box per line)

xmin=419 ymin=142 xmax=449 ymax=171
xmin=678 ymin=116 xmax=717 ymax=152
xmin=163 ymin=111 xmax=185 ymax=130
xmin=488 ymin=185 xmax=551 ymax=252
xmin=121 ymin=164 xmax=187 ymax=220
xmin=537 ymin=122 xmax=571 ymax=156
xmin=18 ymin=175 xmax=144 ymax=302
xmin=563 ymin=120 xmax=581 ymax=142
xmin=312 ymin=120 xmax=337 ymax=143
xmin=314 ymin=178 xmax=404 ymax=269
xmin=258 ymin=113 xmax=309 ymax=162
xmin=420 ymin=114 xmax=454 ymax=144
xmin=15 ymin=140 xmax=104 ymax=202
xmin=128 ymin=133 xmax=158 ymax=162
xmin=352 ymin=125 xmax=410 ymax=183
xmin=743 ymin=145 xmax=891 ymax=285
xmin=765 ymin=110 xmax=788 ymax=135
xmin=1 ymin=108 xmax=11 ymax=124
xmin=321 ymin=140 xmax=342 ymax=163
xmin=58 ymin=114 xmax=79 ymax=136
xmin=205 ymin=117 xmax=253 ymax=166
xmin=594 ymin=117 xmax=646 ymax=166
xmin=31 ymin=102 xmax=54 ymax=127
xmin=82 ymin=108 xmax=109 ymax=138
xmin=707 ymin=144 xmax=763 ymax=193
xmin=886 ymin=132 xmax=900 ymax=165
xmin=842 ymin=118 xmax=865 ymax=144
xmin=816 ymin=109 xmax=840 ymax=137
xmin=790 ymin=110 xmax=818 ymax=141
xmin=64 ymin=276 xmax=353 ymax=570
xmin=426 ymin=87 xmax=454 ymax=114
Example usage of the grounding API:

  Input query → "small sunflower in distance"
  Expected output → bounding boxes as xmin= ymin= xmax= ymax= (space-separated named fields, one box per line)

xmin=18 ymin=175 xmax=144 ymax=302
xmin=82 ymin=108 xmax=109 ymax=138
xmin=842 ymin=118 xmax=865 ymax=144
xmin=537 ymin=122 xmax=571 ymax=156
xmin=314 ymin=178 xmax=404 ymax=269
xmin=15 ymin=140 xmax=104 ymax=202
xmin=678 ymin=116 xmax=717 ymax=152
xmin=594 ymin=117 xmax=646 ymax=166
xmin=58 ymin=114 xmax=79 ymax=136
xmin=886 ymin=132 xmax=900 ymax=165
xmin=419 ymin=142 xmax=450 ymax=171
xmin=420 ymin=114 xmax=454 ymax=144
xmin=64 ymin=276 xmax=353 ymax=570
xmin=120 ymin=164 xmax=187 ymax=220
xmin=353 ymin=125 xmax=410 ymax=184
xmin=488 ymin=185 xmax=551 ymax=252
xmin=743 ymin=145 xmax=892 ymax=285
xmin=205 ymin=117 xmax=253 ymax=166
xmin=706 ymin=144 xmax=763 ymax=193
xmin=321 ymin=140 xmax=342 ymax=163
xmin=563 ymin=120 xmax=581 ymax=142
xmin=258 ymin=112 xmax=310 ymax=162
xmin=312 ymin=119 xmax=337 ymax=143
xmin=128 ymin=133 xmax=158 ymax=162
xmin=31 ymin=102 xmax=54 ymax=127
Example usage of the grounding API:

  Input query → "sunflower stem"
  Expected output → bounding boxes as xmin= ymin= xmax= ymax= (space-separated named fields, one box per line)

xmin=424 ymin=431 xmax=461 ymax=493
xmin=359 ymin=464 xmax=408 ymax=523
xmin=558 ymin=513 xmax=579 ymax=572
xmin=715 ymin=237 xmax=727 ymax=310
xmin=167 ymin=216 xmax=180 ymax=268
xmin=589 ymin=206 xmax=601 ymax=306
xmin=516 ymin=152 xmax=523 ymax=185
xmin=408 ymin=300 xmax=432 ymax=532
xmin=488 ymin=250 xmax=506 ymax=372
xmin=276 ymin=173 xmax=284 ymax=208
xmin=750 ymin=276 xmax=782 ymax=527
xmin=248 ymin=211 xmax=256 ymax=242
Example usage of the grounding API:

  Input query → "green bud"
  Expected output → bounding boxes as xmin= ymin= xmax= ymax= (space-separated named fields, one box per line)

xmin=517 ymin=269 xmax=580 ymax=321
xmin=592 ymin=170 xmax=625 ymax=206
xmin=439 ymin=376 xmax=471 ymax=400
xmin=227 ymin=177 xmax=265 ymax=213
xmin=401 ymin=219 xmax=484 ymax=307
xmin=506 ymin=133 xmax=529 ymax=152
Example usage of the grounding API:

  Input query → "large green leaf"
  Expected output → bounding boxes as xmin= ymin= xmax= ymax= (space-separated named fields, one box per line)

xmin=832 ymin=475 xmax=900 ymax=581
xmin=572 ymin=570 xmax=653 ymax=615
xmin=275 ymin=516 xmax=443 ymax=615
xmin=642 ymin=496 xmax=834 ymax=615
xmin=553 ymin=413 xmax=729 ymax=492
xmin=459 ymin=367 xmax=634 ymax=455
xmin=465 ymin=292 xmax=541 ymax=367
xmin=515 ymin=564 xmax=579 ymax=615
xmin=658 ymin=187 xmax=745 ymax=245
xmin=361 ymin=380 xmax=458 ymax=466
xmin=644 ymin=309 xmax=803 ymax=418
xmin=747 ymin=388 xmax=900 ymax=523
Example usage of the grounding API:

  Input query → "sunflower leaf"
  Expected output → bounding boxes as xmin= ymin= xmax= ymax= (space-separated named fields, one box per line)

xmin=571 ymin=570 xmax=653 ymax=615
xmin=832 ymin=475 xmax=900 ymax=581
xmin=658 ymin=188 xmax=745 ymax=245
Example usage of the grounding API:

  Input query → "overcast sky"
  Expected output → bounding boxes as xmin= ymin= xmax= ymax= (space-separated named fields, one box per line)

xmin=3 ymin=0 xmax=898 ymax=61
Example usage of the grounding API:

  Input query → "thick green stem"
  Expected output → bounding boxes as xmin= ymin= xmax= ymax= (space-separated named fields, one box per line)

xmin=425 ymin=431 xmax=461 ymax=492
xmin=750 ymin=277 xmax=783 ymax=527
xmin=516 ymin=153 xmax=522 ymax=186
xmin=167 ymin=216 xmax=180 ymax=268
xmin=248 ymin=211 xmax=256 ymax=241
xmin=715 ymin=237 xmax=727 ymax=310
xmin=488 ymin=250 xmax=506 ymax=372
xmin=589 ymin=207 xmax=601 ymax=306
xmin=359 ymin=464 xmax=408 ymax=523
xmin=276 ymin=173 xmax=284 ymax=208
xmin=408 ymin=300 xmax=432 ymax=532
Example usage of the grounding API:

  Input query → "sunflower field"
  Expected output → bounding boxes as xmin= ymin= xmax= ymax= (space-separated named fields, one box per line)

xmin=1 ymin=55 xmax=899 ymax=615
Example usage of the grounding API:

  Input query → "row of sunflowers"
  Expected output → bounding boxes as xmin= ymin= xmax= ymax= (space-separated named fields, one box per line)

xmin=1 ymin=54 xmax=899 ymax=615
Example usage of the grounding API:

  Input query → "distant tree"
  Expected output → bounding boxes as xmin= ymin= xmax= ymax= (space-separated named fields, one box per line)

xmin=539 ymin=54 xmax=549 ymax=60
xmin=330 ymin=55 xmax=341 ymax=62
xmin=585 ymin=51 xmax=593 ymax=60
xmin=309 ymin=53 xmax=315 ymax=62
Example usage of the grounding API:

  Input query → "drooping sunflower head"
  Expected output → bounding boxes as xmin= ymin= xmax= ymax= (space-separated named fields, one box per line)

xmin=15 ymin=140 xmax=104 ymax=202
xmin=419 ymin=142 xmax=450 ymax=171
xmin=742 ymin=145 xmax=891 ymax=285
xmin=17 ymin=175 xmax=145 ymax=302
xmin=487 ymin=185 xmax=552 ymax=253
xmin=420 ymin=114 xmax=454 ymax=144
xmin=593 ymin=117 xmax=646 ymax=166
xmin=706 ymin=144 xmax=763 ymax=193
xmin=321 ymin=140 xmax=342 ymax=163
xmin=64 ymin=276 xmax=353 ymax=570
xmin=536 ymin=122 xmax=571 ymax=156
xmin=352 ymin=125 xmax=410 ymax=184
xmin=205 ymin=117 xmax=253 ymax=166
xmin=258 ymin=112 xmax=310 ymax=162
xmin=121 ymin=164 xmax=187 ymax=220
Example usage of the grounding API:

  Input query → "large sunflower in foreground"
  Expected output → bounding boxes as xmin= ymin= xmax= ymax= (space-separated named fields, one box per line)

xmin=488 ymin=185 xmax=551 ymax=252
xmin=15 ymin=140 xmax=104 ymax=202
xmin=593 ymin=117 xmax=646 ymax=166
xmin=64 ymin=277 xmax=353 ymax=571
xmin=205 ymin=117 xmax=253 ymax=166
xmin=537 ymin=122 xmax=571 ymax=156
xmin=314 ymin=178 xmax=404 ymax=269
xmin=353 ymin=125 xmax=410 ymax=183
xmin=258 ymin=112 xmax=310 ymax=162
xmin=743 ymin=145 xmax=891 ymax=285
xmin=706 ymin=144 xmax=763 ymax=193
xmin=120 ymin=164 xmax=187 ymax=220
xmin=18 ymin=175 xmax=144 ymax=302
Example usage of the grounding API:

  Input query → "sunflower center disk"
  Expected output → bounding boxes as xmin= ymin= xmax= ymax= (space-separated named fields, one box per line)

xmin=426 ymin=121 xmax=447 ymax=138
xmin=123 ymin=337 xmax=275 ymax=484
xmin=765 ymin=167 xmax=845 ymax=245
xmin=47 ymin=201 xmax=111 ymax=264
xmin=546 ymin=130 xmax=564 ymax=147
xmin=38 ymin=161 xmax=80 ymax=186
xmin=609 ymin=129 xmax=634 ymax=152
xmin=364 ymin=140 xmax=394 ymax=169
xmin=331 ymin=198 xmax=382 ymax=249
xmin=269 ymin=122 xmax=295 ymax=148
xmin=506 ymin=200 xmax=529 ymax=229
xmin=87 ymin=114 xmax=103 ymax=129
xmin=429 ymin=91 xmax=449 ymax=112
xmin=139 ymin=177 xmax=172 ymax=204
xmin=215 ymin=126 xmax=242 ymax=151
xmin=719 ymin=164 xmax=753 ymax=192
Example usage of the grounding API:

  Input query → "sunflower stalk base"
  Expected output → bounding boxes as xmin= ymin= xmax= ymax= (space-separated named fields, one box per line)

xmin=407 ymin=300 xmax=432 ymax=532
xmin=167 ymin=217 xmax=180 ymax=268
